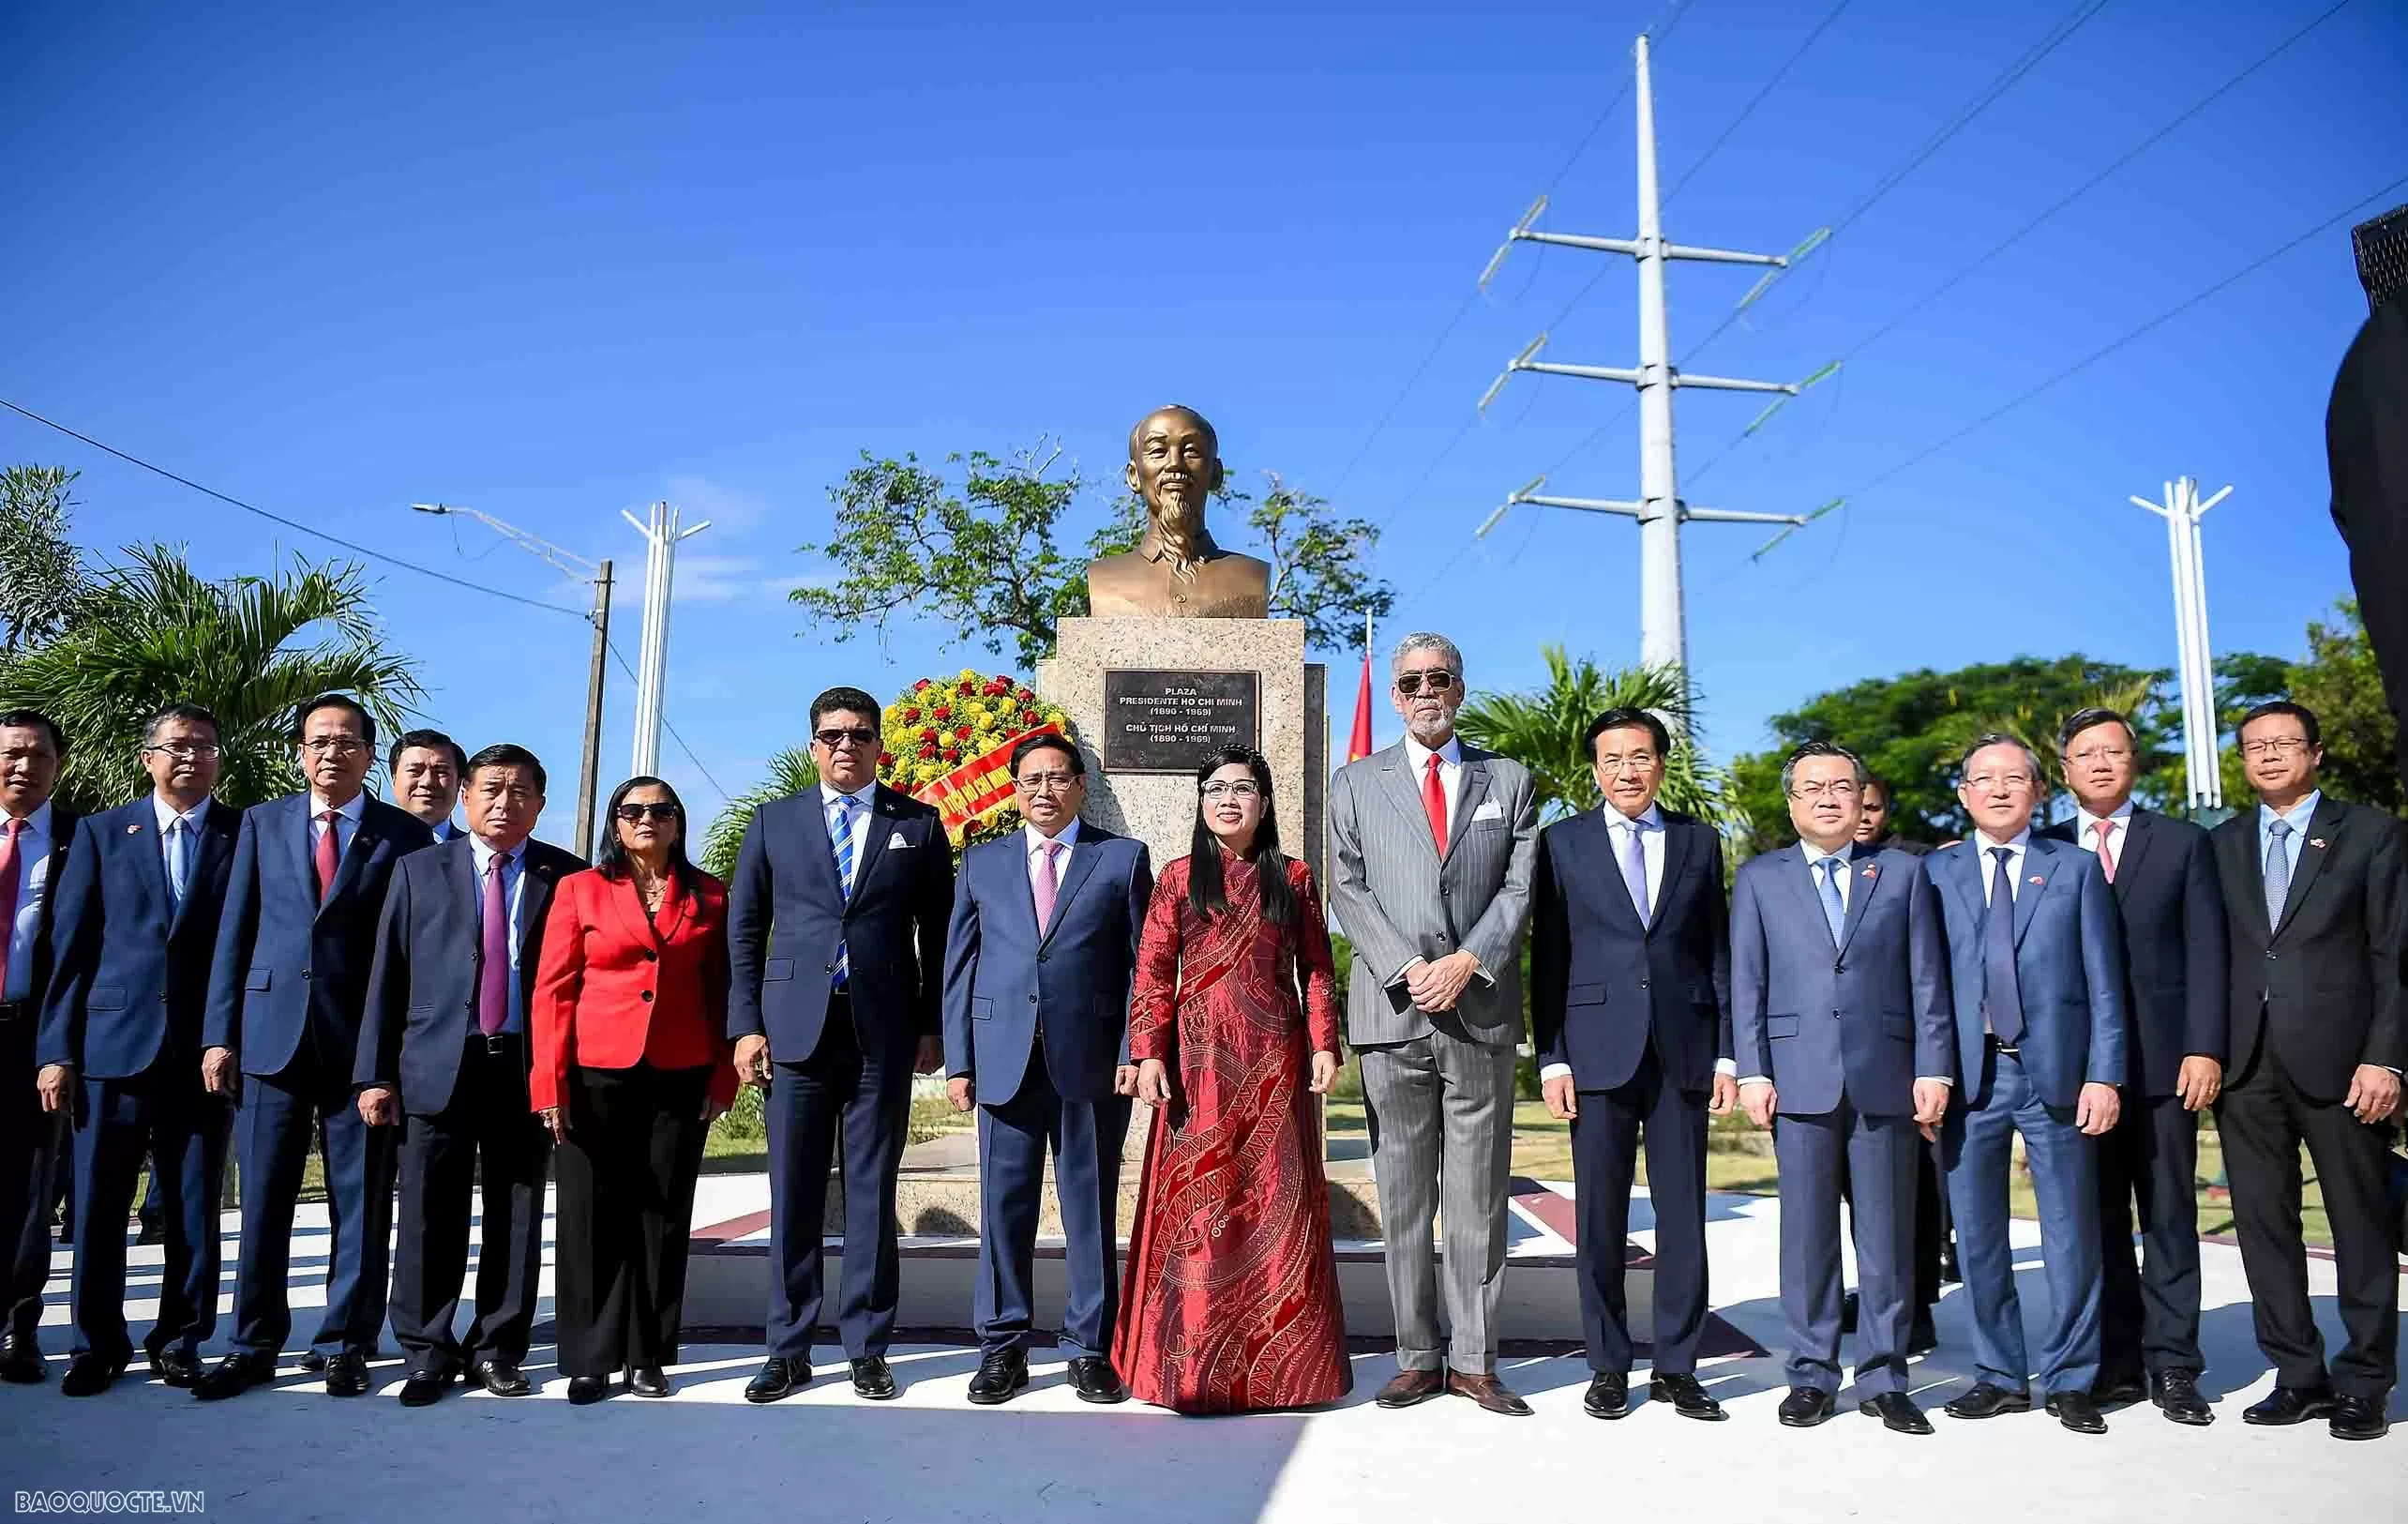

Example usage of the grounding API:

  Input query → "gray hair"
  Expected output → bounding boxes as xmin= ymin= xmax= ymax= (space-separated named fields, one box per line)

xmin=1779 ymin=739 xmax=1867 ymax=796
xmin=1957 ymin=731 xmax=2044 ymax=785
xmin=1391 ymin=631 xmax=1463 ymax=678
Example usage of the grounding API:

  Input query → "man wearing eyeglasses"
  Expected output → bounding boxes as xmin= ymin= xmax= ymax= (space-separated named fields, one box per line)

xmin=2210 ymin=700 xmax=2404 ymax=1441
xmin=194 ymin=694 xmax=434 ymax=1400
xmin=36 ymin=704 xmax=238 ymax=1395
xmin=940 ymin=732 xmax=1151 ymax=1406
xmin=2037 ymin=706 xmax=2227 ymax=1425
xmin=0 ymin=709 xmax=77 ymax=1386
xmin=1328 ymin=632 xmax=1539 ymax=1417
xmin=1925 ymin=733 xmax=2126 ymax=1434
xmin=730 ymin=686 xmax=953 ymax=1405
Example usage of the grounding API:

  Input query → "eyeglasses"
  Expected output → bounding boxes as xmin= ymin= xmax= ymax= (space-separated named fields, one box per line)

xmin=1200 ymin=780 xmax=1262 ymax=800
xmin=1788 ymin=780 xmax=1859 ymax=801
xmin=2064 ymin=746 xmax=2132 ymax=766
xmin=2239 ymin=737 xmax=2311 ymax=759
xmin=1595 ymin=752 xmax=1662 ymax=775
xmin=1393 ymin=671 xmax=1458 ymax=697
xmin=614 ymin=803 xmax=678 ymax=822
xmin=300 ymin=737 xmax=366 ymax=757
xmin=143 ymin=742 xmax=219 ymax=760
xmin=1964 ymin=773 xmax=2036 ymax=792
xmin=1015 ymin=772 xmax=1078 ymax=793
xmin=814 ymin=728 xmax=879 ymax=751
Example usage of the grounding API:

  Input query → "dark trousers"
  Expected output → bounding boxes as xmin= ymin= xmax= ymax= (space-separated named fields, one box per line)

xmin=69 ymin=1064 xmax=230 ymax=1362
xmin=2096 ymin=1091 xmax=2205 ymax=1380
xmin=2215 ymin=1042 xmax=2400 ymax=1399
xmin=1779 ymin=1103 xmax=1918 ymax=1396
xmin=390 ymin=1040 xmax=551 ymax=1375
xmin=1570 ymin=1045 xmax=1709 ymax=1375
xmin=975 ymin=1054 xmax=1127 ymax=1360
xmin=1 ymin=1019 xmax=66 ymax=1343
xmin=229 ymin=1044 xmax=398 ymax=1359
xmin=763 ymin=1008 xmax=914 ymax=1360
xmin=1841 ymin=1135 xmax=1948 ymax=1311
xmin=551 ymin=1062 xmax=708 ymax=1379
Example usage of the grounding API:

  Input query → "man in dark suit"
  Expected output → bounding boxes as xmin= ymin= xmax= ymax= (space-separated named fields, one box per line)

xmin=35 ymin=703 xmax=236 ymax=1394
xmin=1532 ymin=706 xmax=1736 ymax=1423
xmin=357 ymin=743 xmax=582 ymax=1406
xmin=1927 ymin=732 xmax=2126 ymax=1434
xmin=1732 ymin=742 xmax=1953 ymax=1435
xmin=194 ymin=694 xmax=435 ymax=1400
xmin=730 ymin=686 xmax=953 ymax=1404
xmin=941 ymin=732 xmax=1151 ymax=1406
xmin=387 ymin=729 xmax=467 ymax=844
xmin=2212 ymin=700 xmax=2403 ymax=1441
xmin=2039 ymin=706 xmax=2227 ymax=1425
xmin=0 ymin=709 xmax=77 ymax=1384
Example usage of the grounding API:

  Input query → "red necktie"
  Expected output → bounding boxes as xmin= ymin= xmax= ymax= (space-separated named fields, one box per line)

xmin=2092 ymin=818 xmax=2117 ymax=883
xmin=0 ymin=819 xmax=23 ymax=995
xmin=314 ymin=809 xmax=341 ymax=903
xmin=1423 ymin=753 xmax=1449 ymax=857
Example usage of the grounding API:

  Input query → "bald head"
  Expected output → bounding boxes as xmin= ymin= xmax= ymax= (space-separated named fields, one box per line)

xmin=1125 ymin=403 xmax=1226 ymax=535
xmin=1128 ymin=404 xmax=1217 ymax=459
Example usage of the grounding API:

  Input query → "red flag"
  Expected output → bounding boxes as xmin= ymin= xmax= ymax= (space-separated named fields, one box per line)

xmin=1347 ymin=653 xmax=1375 ymax=762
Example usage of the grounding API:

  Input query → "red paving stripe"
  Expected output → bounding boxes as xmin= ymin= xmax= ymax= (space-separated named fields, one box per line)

xmin=691 ymin=1208 xmax=773 ymax=1245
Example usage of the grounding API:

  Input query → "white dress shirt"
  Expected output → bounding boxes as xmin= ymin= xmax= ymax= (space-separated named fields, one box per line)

xmin=1402 ymin=733 xmax=1465 ymax=843
xmin=2 ymin=801 xmax=56 ymax=1003
xmin=2256 ymin=789 xmax=2321 ymax=883
xmin=1543 ymin=800 xmax=1731 ymax=1082
xmin=1026 ymin=816 xmax=1080 ymax=907
xmin=818 ymin=780 xmax=877 ymax=883
xmin=468 ymin=834 xmax=532 ymax=1034
xmin=153 ymin=793 xmax=212 ymax=904
xmin=2072 ymin=799 xmax=2134 ymax=875
xmin=1972 ymin=827 xmax=2033 ymax=903
xmin=309 ymin=790 xmax=367 ymax=868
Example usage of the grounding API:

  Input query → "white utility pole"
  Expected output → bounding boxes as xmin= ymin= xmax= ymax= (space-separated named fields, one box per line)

xmin=1477 ymin=32 xmax=1809 ymax=679
xmin=2130 ymin=475 xmax=2230 ymax=812
xmin=621 ymin=500 xmax=711 ymax=777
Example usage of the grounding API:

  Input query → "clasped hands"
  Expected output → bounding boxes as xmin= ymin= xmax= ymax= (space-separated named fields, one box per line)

xmin=1401 ymin=950 xmax=1481 ymax=1014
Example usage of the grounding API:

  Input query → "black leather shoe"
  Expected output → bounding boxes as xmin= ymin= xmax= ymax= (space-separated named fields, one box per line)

xmin=1067 ymin=1356 xmax=1127 ymax=1405
xmin=2092 ymin=1370 xmax=2148 ymax=1406
xmin=1860 ymin=1391 xmax=1934 ymax=1434
xmin=296 ymin=1349 xmax=328 ymax=1373
xmin=1905 ymin=1310 xmax=1938 ymax=1356
xmin=2330 ymin=1396 xmax=2389 ymax=1441
xmin=2150 ymin=1370 xmax=2212 ymax=1426
xmin=398 ymin=1370 xmax=453 ymax=1408
xmin=60 ymin=1352 xmax=127 ymax=1396
xmin=2045 ymin=1391 xmax=2107 ymax=1434
xmin=626 ymin=1366 xmax=670 ymax=1398
xmin=967 ymin=1348 xmax=1030 ymax=1406
xmin=1648 ymin=1372 xmax=1726 ymax=1421
xmin=324 ymin=1351 xmax=371 ymax=1397
xmin=0 ymin=1334 xmax=46 ymax=1384
xmin=2244 ymin=1384 xmax=2339 ymax=1426
xmin=1944 ymin=1381 xmax=2032 ymax=1419
xmin=745 ymin=1356 xmax=809 ymax=1404
xmin=1840 ymin=1290 xmax=1859 ymax=1335
xmin=1778 ymin=1385 xmax=1836 ymax=1427
xmin=192 ymin=1353 xmax=277 ymax=1401
xmin=1583 ymin=1372 xmax=1631 ymax=1419
xmin=472 ymin=1359 xmax=532 ymax=1396
xmin=566 ymin=1375 xmax=610 ymax=1406
xmin=151 ymin=1347 xmax=202 ymax=1389
xmin=850 ymin=1356 xmax=898 ymax=1400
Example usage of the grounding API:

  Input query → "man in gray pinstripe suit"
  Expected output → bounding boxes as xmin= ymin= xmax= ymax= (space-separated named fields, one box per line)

xmin=1328 ymin=632 xmax=1541 ymax=1417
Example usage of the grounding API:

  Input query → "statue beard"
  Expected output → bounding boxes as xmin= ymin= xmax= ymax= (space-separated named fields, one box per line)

xmin=1149 ymin=493 xmax=1208 ymax=581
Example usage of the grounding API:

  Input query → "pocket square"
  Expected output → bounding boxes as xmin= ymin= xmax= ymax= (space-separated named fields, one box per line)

xmin=888 ymin=831 xmax=913 ymax=849
xmin=1471 ymin=799 xmax=1505 ymax=822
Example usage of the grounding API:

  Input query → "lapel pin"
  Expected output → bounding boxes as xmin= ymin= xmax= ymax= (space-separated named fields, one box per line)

xmin=1859 ymin=865 xmax=1876 ymax=879
xmin=2310 ymin=837 xmax=2327 ymax=850
xmin=2028 ymin=875 xmax=2044 ymax=886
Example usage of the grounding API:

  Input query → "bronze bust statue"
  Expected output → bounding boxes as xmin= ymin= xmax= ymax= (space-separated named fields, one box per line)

xmin=1084 ymin=404 xmax=1271 ymax=618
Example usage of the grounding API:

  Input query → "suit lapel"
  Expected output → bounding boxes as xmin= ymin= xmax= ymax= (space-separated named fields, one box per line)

xmin=170 ymin=803 xmax=239 ymax=940
xmin=443 ymin=838 xmax=479 ymax=935
xmin=793 ymin=790 xmax=848 ymax=903
xmin=2272 ymin=798 xmax=2338 ymax=939
xmin=1377 ymin=747 xmax=1444 ymax=865
xmin=846 ymin=787 xmax=901 ymax=908
xmin=1442 ymin=756 xmax=1493 ymax=866
xmin=1581 ymin=810 xmax=1648 ymax=937
xmin=519 ymin=851 xmax=564 ymax=1006
xmin=1042 ymin=829 xmax=1108 ymax=947
xmin=1773 ymin=845 xmax=1829 ymax=946
xmin=1839 ymin=851 xmax=1880 ymax=951
xmin=2112 ymin=809 xmax=2156 ymax=898
xmin=1933 ymin=843 xmax=1983 ymax=927
xmin=2217 ymin=821 xmax=2272 ymax=943
xmin=2011 ymin=837 xmax=2054 ymax=946
xmin=606 ymin=870 xmax=662 ymax=950
xmin=1650 ymin=813 xmax=1693 ymax=931
xmin=314 ymin=802 xmax=374 ymax=921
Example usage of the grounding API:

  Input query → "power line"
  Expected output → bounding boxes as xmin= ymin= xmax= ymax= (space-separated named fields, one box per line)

xmin=0 ymin=396 xmax=585 ymax=620
xmin=606 ymin=638 xmax=730 ymax=804
xmin=1663 ymin=0 xmax=1854 ymax=206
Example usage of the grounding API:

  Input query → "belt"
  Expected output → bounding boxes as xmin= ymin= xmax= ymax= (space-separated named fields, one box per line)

xmin=0 ymin=1000 xmax=30 ymax=1023
xmin=472 ymin=1032 xmax=523 ymax=1058
xmin=1984 ymin=1034 xmax=2021 ymax=1056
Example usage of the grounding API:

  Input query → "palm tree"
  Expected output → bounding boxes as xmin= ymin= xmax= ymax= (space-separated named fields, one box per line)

xmin=700 ymin=746 xmax=820 ymax=880
xmin=0 ymin=545 xmax=422 ymax=811
xmin=1455 ymin=646 xmax=1731 ymax=822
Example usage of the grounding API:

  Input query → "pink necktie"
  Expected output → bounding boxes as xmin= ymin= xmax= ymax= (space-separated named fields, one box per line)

xmin=314 ymin=809 xmax=341 ymax=903
xmin=478 ymin=855 xmax=511 ymax=1035
xmin=2092 ymin=818 xmax=2117 ymax=883
xmin=1032 ymin=839 xmax=1064 ymax=932
xmin=0 ymin=819 xmax=23 ymax=994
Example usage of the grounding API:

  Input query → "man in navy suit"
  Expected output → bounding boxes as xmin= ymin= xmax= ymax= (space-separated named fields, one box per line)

xmin=1927 ymin=732 xmax=2127 ymax=1434
xmin=193 ymin=694 xmax=434 ymax=1400
xmin=357 ymin=743 xmax=582 ymax=1406
xmin=35 ymin=704 xmax=237 ymax=1394
xmin=730 ymin=685 xmax=953 ymax=1404
xmin=2040 ymin=707 xmax=2227 ymax=1425
xmin=0 ymin=709 xmax=77 ymax=1385
xmin=386 ymin=729 xmax=466 ymax=844
xmin=1731 ymin=742 xmax=1954 ymax=1435
xmin=1531 ymin=706 xmax=1736 ymax=1423
xmin=941 ymin=732 xmax=1151 ymax=1406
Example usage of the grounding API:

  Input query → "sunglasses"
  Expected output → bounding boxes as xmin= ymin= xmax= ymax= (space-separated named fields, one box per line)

xmin=614 ymin=802 xmax=679 ymax=822
xmin=1393 ymin=671 xmax=1458 ymax=696
xmin=814 ymin=728 xmax=880 ymax=750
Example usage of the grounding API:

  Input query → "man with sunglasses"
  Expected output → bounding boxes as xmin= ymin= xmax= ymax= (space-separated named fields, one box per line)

xmin=730 ymin=686 xmax=954 ymax=1404
xmin=194 ymin=694 xmax=434 ymax=1400
xmin=1328 ymin=633 xmax=1540 ymax=1416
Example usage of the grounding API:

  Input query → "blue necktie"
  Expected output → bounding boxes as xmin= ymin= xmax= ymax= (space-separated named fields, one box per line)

xmin=1816 ymin=854 xmax=1846 ymax=945
xmin=2263 ymin=818 xmax=2294 ymax=928
xmin=830 ymin=794 xmax=858 ymax=989
xmin=1618 ymin=819 xmax=1650 ymax=923
xmin=165 ymin=818 xmax=189 ymax=905
xmin=1983 ymin=846 xmax=2024 ymax=1046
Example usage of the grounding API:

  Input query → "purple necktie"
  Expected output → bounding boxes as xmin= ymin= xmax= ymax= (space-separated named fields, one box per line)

xmin=478 ymin=854 xmax=510 ymax=1035
xmin=1617 ymin=818 xmax=1650 ymax=923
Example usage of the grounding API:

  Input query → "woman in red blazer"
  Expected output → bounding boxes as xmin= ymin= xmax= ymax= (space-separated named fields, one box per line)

xmin=533 ymin=776 xmax=737 ymax=1405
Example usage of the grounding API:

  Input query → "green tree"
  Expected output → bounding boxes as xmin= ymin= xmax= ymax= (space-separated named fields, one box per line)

xmin=1454 ymin=647 xmax=1730 ymax=822
xmin=0 ymin=545 xmax=422 ymax=810
xmin=791 ymin=444 xmax=1393 ymax=667
xmin=2280 ymin=600 xmax=2402 ymax=816
xmin=0 ymin=465 xmax=96 ymax=651
xmin=700 ymin=746 xmax=820 ymax=880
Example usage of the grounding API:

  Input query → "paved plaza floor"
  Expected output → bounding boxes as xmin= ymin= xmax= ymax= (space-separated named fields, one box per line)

xmin=2 ymin=1182 xmax=2400 ymax=1523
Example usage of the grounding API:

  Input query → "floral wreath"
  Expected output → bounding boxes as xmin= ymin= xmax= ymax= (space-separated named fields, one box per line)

xmin=879 ymin=668 xmax=1076 ymax=847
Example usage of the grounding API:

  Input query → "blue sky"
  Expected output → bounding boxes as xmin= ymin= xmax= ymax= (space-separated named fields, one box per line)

xmin=6 ymin=0 xmax=2403 ymax=842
